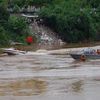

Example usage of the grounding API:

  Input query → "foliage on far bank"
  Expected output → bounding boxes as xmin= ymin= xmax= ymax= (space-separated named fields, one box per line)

xmin=38 ymin=0 xmax=100 ymax=43
xmin=0 ymin=27 xmax=9 ymax=46
xmin=0 ymin=1 xmax=10 ymax=46
xmin=0 ymin=1 xmax=30 ymax=47
xmin=0 ymin=0 xmax=100 ymax=46
xmin=7 ymin=16 xmax=29 ymax=43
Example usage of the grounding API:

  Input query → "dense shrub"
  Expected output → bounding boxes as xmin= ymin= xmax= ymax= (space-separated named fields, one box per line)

xmin=0 ymin=27 xmax=9 ymax=46
xmin=39 ymin=0 xmax=100 ymax=43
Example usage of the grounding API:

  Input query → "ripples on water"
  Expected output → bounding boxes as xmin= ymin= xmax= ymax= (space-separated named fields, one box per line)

xmin=0 ymin=43 xmax=100 ymax=99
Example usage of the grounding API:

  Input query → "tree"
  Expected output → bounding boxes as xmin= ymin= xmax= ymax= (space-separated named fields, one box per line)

xmin=0 ymin=27 xmax=9 ymax=46
xmin=39 ymin=0 xmax=99 ymax=43
xmin=7 ymin=16 xmax=29 ymax=42
xmin=0 ymin=1 xmax=10 ymax=27
xmin=13 ymin=4 xmax=20 ymax=13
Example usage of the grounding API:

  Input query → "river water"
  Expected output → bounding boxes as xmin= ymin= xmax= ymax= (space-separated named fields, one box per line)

xmin=0 ymin=44 xmax=100 ymax=100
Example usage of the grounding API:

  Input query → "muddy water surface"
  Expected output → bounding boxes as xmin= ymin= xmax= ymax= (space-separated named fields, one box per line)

xmin=0 ymin=44 xmax=100 ymax=100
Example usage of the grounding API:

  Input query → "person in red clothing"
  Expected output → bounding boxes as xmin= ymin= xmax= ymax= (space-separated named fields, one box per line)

xmin=27 ymin=36 xmax=33 ymax=45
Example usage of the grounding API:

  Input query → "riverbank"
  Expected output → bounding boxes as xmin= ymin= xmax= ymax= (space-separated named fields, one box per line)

xmin=1 ymin=41 xmax=100 ymax=53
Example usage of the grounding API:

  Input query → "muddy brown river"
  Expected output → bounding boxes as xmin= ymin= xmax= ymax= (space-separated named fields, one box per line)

xmin=0 ymin=44 xmax=100 ymax=100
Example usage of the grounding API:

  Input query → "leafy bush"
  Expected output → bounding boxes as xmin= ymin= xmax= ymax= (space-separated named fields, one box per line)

xmin=39 ymin=0 xmax=99 ymax=43
xmin=7 ymin=16 xmax=29 ymax=43
xmin=13 ymin=4 xmax=20 ymax=13
xmin=0 ymin=27 xmax=9 ymax=46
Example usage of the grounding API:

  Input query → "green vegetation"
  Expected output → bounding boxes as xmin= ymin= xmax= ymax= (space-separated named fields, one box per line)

xmin=39 ymin=0 xmax=100 ymax=43
xmin=7 ymin=16 xmax=29 ymax=42
xmin=13 ymin=4 xmax=20 ymax=13
xmin=0 ymin=0 xmax=31 ymax=47
xmin=0 ymin=0 xmax=10 ymax=46
xmin=0 ymin=0 xmax=100 ymax=46
xmin=0 ymin=27 xmax=9 ymax=47
xmin=7 ymin=0 xmax=54 ymax=7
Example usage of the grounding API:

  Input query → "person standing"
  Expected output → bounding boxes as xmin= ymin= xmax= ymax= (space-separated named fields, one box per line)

xmin=27 ymin=36 xmax=33 ymax=45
